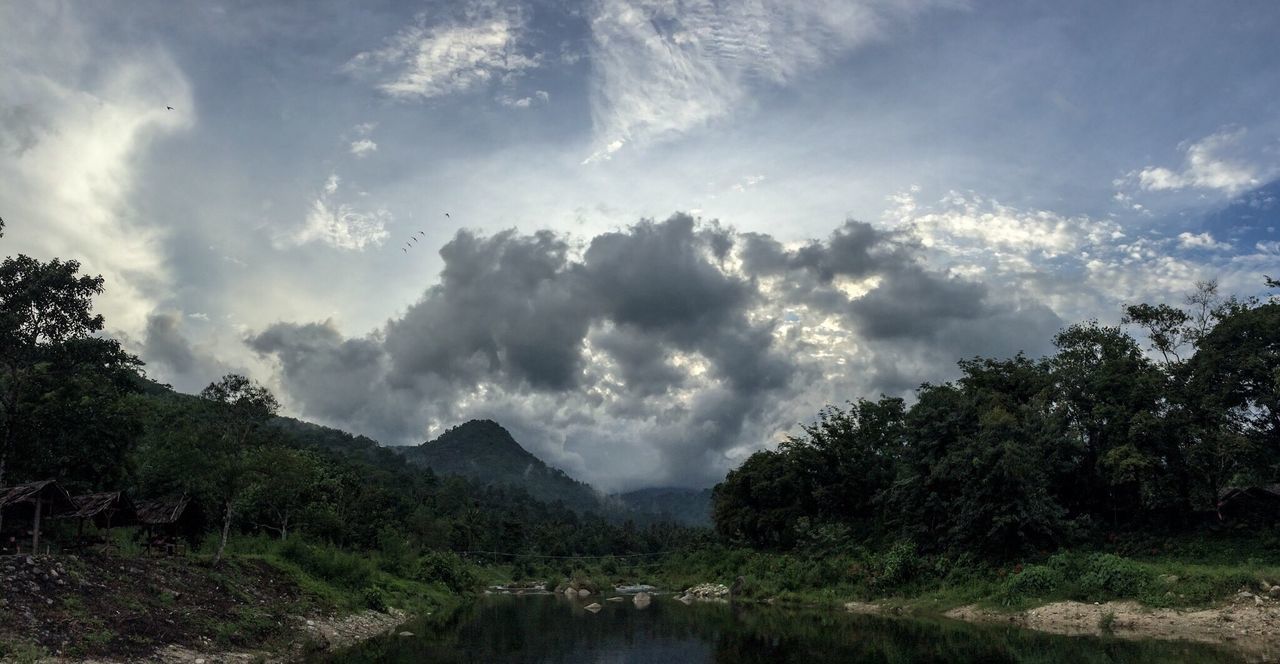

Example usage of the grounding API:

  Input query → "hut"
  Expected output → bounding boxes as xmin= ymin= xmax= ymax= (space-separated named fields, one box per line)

xmin=0 ymin=480 xmax=76 ymax=554
xmin=135 ymin=495 xmax=204 ymax=554
xmin=57 ymin=491 xmax=139 ymax=546
xmin=1218 ymin=485 xmax=1280 ymax=526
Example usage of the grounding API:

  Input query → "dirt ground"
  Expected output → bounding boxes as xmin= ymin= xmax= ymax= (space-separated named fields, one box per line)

xmin=0 ymin=552 xmax=401 ymax=662
xmin=943 ymin=595 xmax=1280 ymax=661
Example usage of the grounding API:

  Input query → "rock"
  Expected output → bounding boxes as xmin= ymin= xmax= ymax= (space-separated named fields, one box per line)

xmin=1255 ymin=596 xmax=1264 ymax=607
xmin=584 ymin=603 xmax=603 ymax=613
xmin=578 ymin=588 xmax=591 ymax=597
xmin=398 ymin=631 xmax=414 ymax=637
xmin=195 ymin=659 xmax=206 ymax=664
xmin=1158 ymin=574 xmax=1179 ymax=584
xmin=606 ymin=596 xmax=625 ymax=602
xmin=1269 ymin=587 xmax=1280 ymax=599
xmin=634 ymin=592 xmax=652 ymax=608
xmin=564 ymin=587 xmax=578 ymax=597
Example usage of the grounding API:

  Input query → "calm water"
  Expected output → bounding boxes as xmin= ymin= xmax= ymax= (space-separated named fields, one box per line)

xmin=329 ymin=594 xmax=1245 ymax=663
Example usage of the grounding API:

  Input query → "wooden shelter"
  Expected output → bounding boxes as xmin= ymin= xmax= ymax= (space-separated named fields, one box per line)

xmin=56 ymin=491 xmax=139 ymax=547
xmin=0 ymin=480 xmax=76 ymax=554
xmin=135 ymin=494 xmax=204 ymax=554
xmin=1218 ymin=484 xmax=1280 ymax=525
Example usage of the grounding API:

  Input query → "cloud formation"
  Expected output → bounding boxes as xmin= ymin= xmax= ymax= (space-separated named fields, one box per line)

xmin=285 ymin=175 xmax=390 ymax=251
xmin=346 ymin=7 xmax=538 ymax=101
xmin=249 ymin=212 xmax=1060 ymax=489
xmin=1133 ymin=128 xmax=1266 ymax=194
xmin=583 ymin=0 xmax=956 ymax=159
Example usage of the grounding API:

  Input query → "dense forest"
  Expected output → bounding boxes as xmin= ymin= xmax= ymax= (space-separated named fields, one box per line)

xmin=3 ymin=214 xmax=1278 ymax=569
xmin=714 ymin=278 xmax=1280 ymax=558
xmin=0 ymin=219 xmax=703 ymax=564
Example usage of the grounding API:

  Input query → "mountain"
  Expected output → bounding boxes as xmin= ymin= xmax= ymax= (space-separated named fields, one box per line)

xmin=393 ymin=420 xmax=605 ymax=514
xmin=614 ymin=487 xmax=714 ymax=527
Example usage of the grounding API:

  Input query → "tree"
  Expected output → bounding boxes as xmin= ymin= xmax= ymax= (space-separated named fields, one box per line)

xmin=241 ymin=446 xmax=331 ymax=540
xmin=1185 ymin=303 xmax=1280 ymax=503
xmin=198 ymin=374 xmax=280 ymax=566
xmin=0 ymin=251 xmax=109 ymax=487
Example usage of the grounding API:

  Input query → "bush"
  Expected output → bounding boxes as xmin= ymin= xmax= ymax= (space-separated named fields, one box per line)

xmin=1003 ymin=564 xmax=1063 ymax=598
xmin=415 ymin=551 xmax=477 ymax=592
xmin=278 ymin=538 xmax=376 ymax=589
xmin=1077 ymin=554 xmax=1151 ymax=598
xmin=363 ymin=587 xmax=388 ymax=612
xmin=876 ymin=541 xmax=921 ymax=589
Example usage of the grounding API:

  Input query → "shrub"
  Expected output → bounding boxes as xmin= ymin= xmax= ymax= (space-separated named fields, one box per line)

xmin=1078 ymin=554 xmax=1151 ymax=598
xmin=363 ymin=587 xmax=388 ymax=612
xmin=876 ymin=541 xmax=921 ymax=589
xmin=415 ymin=551 xmax=477 ymax=593
xmin=279 ymin=538 xmax=375 ymax=589
xmin=1003 ymin=564 xmax=1063 ymax=598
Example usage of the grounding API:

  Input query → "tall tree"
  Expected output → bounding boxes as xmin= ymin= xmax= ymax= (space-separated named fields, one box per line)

xmin=198 ymin=374 xmax=280 ymax=566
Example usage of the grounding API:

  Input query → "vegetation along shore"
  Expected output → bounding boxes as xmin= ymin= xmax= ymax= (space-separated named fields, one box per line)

xmin=1 ymin=212 xmax=1279 ymax=661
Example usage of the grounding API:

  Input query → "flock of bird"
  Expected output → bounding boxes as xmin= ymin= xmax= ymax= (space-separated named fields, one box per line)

xmin=164 ymin=104 xmax=453 ymax=257
xmin=402 ymin=213 xmax=451 ymax=253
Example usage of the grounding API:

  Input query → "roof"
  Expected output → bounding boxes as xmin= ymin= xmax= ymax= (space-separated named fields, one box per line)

xmin=0 ymin=480 xmax=76 ymax=514
xmin=1219 ymin=485 xmax=1280 ymax=502
xmin=62 ymin=491 xmax=138 ymax=521
xmin=135 ymin=494 xmax=194 ymax=525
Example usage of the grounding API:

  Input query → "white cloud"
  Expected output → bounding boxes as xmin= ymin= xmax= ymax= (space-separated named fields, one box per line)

xmin=0 ymin=4 xmax=192 ymax=339
xmin=498 ymin=89 xmax=549 ymax=108
xmin=1176 ymin=231 xmax=1231 ymax=251
xmin=583 ymin=0 xmax=955 ymax=159
xmin=731 ymin=174 xmax=767 ymax=192
xmin=349 ymin=138 xmax=378 ymax=157
xmin=345 ymin=10 xmax=538 ymax=101
xmin=1133 ymin=128 xmax=1266 ymax=194
xmin=285 ymin=175 xmax=390 ymax=251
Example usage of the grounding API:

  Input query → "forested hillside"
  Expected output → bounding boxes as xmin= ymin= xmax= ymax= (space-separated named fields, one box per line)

xmin=395 ymin=420 xmax=605 ymax=515
xmin=714 ymin=280 xmax=1280 ymax=557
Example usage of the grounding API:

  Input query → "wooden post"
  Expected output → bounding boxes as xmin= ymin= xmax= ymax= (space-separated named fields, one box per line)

xmin=31 ymin=494 xmax=42 ymax=553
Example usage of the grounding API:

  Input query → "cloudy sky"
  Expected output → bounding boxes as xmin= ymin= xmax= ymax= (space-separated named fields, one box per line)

xmin=2 ymin=1 xmax=1278 ymax=490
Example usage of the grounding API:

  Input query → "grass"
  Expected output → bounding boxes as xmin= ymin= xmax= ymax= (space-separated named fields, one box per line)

xmin=478 ymin=533 xmax=1280 ymax=616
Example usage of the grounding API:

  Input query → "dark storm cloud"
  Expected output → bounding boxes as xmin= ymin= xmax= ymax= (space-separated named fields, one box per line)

xmin=248 ymin=214 xmax=1064 ymax=488
xmin=141 ymin=312 xmax=232 ymax=392
xmin=383 ymin=229 xmax=591 ymax=392
xmin=143 ymin=312 xmax=197 ymax=374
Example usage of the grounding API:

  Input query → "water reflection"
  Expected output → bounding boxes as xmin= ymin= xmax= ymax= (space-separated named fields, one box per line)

xmin=329 ymin=594 xmax=1244 ymax=663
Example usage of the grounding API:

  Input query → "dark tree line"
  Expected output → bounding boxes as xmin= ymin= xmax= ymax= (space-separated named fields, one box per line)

xmin=713 ymin=281 xmax=1280 ymax=558
xmin=0 ymin=223 xmax=703 ymax=559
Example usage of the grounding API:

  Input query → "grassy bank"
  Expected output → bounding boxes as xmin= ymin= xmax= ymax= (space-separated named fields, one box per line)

xmin=0 ymin=534 xmax=478 ymax=662
xmin=483 ymin=533 xmax=1280 ymax=614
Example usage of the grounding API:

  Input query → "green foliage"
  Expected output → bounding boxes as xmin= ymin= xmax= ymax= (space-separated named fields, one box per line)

xmin=1001 ymin=565 xmax=1063 ymax=600
xmin=414 ymin=551 xmax=478 ymax=593
xmin=278 ymin=538 xmax=376 ymax=589
xmin=1072 ymin=553 xmax=1153 ymax=598
xmin=363 ymin=587 xmax=388 ymax=612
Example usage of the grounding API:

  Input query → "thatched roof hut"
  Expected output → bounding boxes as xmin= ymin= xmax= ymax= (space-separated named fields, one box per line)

xmin=1219 ymin=484 xmax=1280 ymax=524
xmin=60 ymin=491 xmax=139 ymax=529
xmin=135 ymin=495 xmax=204 ymax=549
xmin=0 ymin=480 xmax=76 ymax=553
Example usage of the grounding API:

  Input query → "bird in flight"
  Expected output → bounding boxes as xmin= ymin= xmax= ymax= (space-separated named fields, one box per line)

xmin=444 ymin=212 xmax=450 ymax=218
xmin=166 ymin=106 xmax=174 ymax=110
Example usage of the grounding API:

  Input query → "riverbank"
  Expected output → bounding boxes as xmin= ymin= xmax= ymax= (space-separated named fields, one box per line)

xmin=0 ymin=545 xmax=459 ymax=663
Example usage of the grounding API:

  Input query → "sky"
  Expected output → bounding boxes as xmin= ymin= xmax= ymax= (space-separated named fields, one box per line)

xmin=2 ymin=0 xmax=1278 ymax=491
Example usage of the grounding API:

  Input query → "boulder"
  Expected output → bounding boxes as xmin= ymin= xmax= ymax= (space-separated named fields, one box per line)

xmin=578 ymin=588 xmax=591 ymax=597
xmin=633 ymin=592 xmax=652 ymax=609
xmin=584 ymin=603 xmax=603 ymax=613
xmin=606 ymin=596 xmax=625 ymax=603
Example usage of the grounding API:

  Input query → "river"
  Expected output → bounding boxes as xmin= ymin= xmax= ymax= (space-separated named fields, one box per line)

xmin=327 ymin=593 xmax=1245 ymax=663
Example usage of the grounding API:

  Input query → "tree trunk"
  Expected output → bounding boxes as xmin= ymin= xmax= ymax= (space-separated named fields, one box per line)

xmin=214 ymin=500 xmax=233 ymax=567
xmin=280 ymin=513 xmax=289 ymax=541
